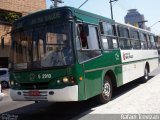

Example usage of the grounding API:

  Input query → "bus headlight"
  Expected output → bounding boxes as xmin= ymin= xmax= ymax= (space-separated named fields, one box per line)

xmin=62 ymin=76 xmax=76 ymax=85
xmin=10 ymin=80 xmax=14 ymax=86
xmin=63 ymin=77 xmax=69 ymax=83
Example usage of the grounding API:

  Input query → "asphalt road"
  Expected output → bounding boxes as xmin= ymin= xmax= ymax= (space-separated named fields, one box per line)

xmin=0 ymin=67 xmax=160 ymax=120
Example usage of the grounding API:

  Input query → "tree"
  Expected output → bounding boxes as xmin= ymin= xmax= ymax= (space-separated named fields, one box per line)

xmin=5 ymin=12 xmax=20 ymax=23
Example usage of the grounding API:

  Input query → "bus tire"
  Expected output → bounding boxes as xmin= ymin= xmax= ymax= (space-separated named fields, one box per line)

xmin=96 ymin=76 xmax=112 ymax=104
xmin=1 ymin=81 xmax=9 ymax=88
xmin=142 ymin=67 xmax=149 ymax=83
xmin=35 ymin=101 xmax=39 ymax=103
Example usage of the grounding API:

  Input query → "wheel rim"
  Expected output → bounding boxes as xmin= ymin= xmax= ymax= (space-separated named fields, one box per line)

xmin=1 ymin=81 xmax=8 ymax=88
xmin=102 ymin=81 xmax=111 ymax=99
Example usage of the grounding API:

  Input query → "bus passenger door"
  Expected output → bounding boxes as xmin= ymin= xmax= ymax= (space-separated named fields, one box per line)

xmin=76 ymin=24 xmax=102 ymax=99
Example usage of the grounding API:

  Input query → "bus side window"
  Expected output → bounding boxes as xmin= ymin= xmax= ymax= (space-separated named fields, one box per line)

xmin=79 ymin=24 xmax=100 ymax=50
xmin=150 ymin=35 xmax=157 ymax=49
xmin=133 ymin=31 xmax=141 ymax=49
xmin=140 ymin=33 xmax=148 ymax=49
xmin=146 ymin=34 xmax=151 ymax=49
xmin=77 ymin=24 xmax=101 ymax=63
xmin=79 ymin=24 xmax=88 ymax=49
xmin=87 ymin=26 xmax=100 ymax=50
xmin=118 ymin=26 xmax=131 ymax=49
xmin=99 ymin=22 xmax=118 ymax=50
xmin=99 ymin=22 xmax=104 ymax=34
xmin=130 ymin=29 xmax=141 ymax=49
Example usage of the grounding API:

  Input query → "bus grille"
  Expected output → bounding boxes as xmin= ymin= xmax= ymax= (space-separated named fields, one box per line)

xmin=20 ymin=82 xmax=49 ymax=90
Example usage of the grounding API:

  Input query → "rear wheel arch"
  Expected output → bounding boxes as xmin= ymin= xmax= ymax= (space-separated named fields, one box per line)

xmin=145 ymin=62 xmax=150 ymax=73
xmin=105 ymin=70 xmax=117 ymax=88
xmin=141 ymin=62 xmax=150 ymax=83
xmin=96 ymin=69 xmax=117 ymax=104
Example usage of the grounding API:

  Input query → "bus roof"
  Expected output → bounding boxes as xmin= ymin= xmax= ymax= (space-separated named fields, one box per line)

xmin=13 ymin=6 xmax=114 ymax=28
xmin=116 ymin=22 xmax=155 ymax=35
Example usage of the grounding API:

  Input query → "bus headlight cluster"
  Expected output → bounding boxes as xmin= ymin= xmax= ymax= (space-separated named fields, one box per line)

xmin=61 ymin=76 xmax=76 ymax=85
xmin=10 ymin=80 xmax=20 ymax=87
xmin=10 ymin=80 xmax=14 ymax=86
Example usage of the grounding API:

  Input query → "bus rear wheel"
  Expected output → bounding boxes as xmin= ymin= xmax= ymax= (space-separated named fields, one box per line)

xmin=141 ymin=67 xmax=149 ymax=83
xmin=96 ymin=76 xmax=112 ymax=104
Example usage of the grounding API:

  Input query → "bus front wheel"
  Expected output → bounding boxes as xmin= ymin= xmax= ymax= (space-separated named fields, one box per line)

xmin=96 ymin=76 xmax=112 ymax=104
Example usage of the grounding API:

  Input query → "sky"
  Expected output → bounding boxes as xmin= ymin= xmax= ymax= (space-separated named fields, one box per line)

xmin=46 ymin=0 xmax=160 ymax=35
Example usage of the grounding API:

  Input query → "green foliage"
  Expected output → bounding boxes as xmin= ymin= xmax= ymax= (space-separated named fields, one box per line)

xmin=5 ymin=12 xmax=20 ymax=23
xmin=0 ymin=12 xmax=21 ymax=23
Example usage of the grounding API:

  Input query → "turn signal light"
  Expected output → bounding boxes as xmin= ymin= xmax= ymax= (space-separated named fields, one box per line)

xmin=79 ymin=77 xmax=83 ymax=81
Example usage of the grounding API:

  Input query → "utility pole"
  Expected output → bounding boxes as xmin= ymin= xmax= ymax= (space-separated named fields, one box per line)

xmin=51 ymin=0 xmax=64 ymax=8
xmin=109 ymin=0 xmax=118 ymax=19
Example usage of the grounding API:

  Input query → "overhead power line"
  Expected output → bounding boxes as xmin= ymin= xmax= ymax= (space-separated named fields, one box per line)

xmin=78 ymin=0 xmax=89 ymax=9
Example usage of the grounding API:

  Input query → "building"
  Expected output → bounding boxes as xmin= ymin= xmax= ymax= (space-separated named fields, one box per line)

xmin=0 ymin=0 xmax=46 ymax=68
xmin=0 ymin=0 xmax=46 ymax=15
xmin=124 ymin=9 xmax=147 ymax=29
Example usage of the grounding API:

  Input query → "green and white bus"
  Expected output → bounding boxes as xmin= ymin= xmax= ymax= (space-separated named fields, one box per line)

xmin=9 ymin=6 xmax=159 ymax=104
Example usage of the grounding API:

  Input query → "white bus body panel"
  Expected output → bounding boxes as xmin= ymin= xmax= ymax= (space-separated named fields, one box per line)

xmin=120 ymin=50 xmax=159 ymax=84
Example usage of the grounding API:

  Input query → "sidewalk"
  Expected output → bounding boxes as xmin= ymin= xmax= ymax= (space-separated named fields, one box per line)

xmin=77 ymin=67 xmax=160 ymax=118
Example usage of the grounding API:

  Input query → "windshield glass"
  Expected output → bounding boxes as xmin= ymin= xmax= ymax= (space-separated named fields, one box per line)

xmin=10 ymin=23 xmax=74 ymax=70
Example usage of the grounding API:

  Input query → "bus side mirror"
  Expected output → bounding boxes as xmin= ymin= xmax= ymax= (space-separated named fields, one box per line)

xmin=1 ymin=37 xmax=4 ymax=48
xmin=83 ymin=24 xmax=89 ymax=36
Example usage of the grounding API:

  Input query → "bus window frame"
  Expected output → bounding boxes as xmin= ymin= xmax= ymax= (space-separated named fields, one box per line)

xmin=149 ymin=34 xmax=157 ymax=49
xmin=139 ymin=32 xmax=149 ymax=50
xmin=77 ymin=23 xmax=102 ymax=50
xmin=76 ymin=23 xmax=102 ymax=64
xmin=117 ymin=25 xmax=132 ymax=50
xmin=129 ymin=28 xmax=141 ymax=50
xmin=146 ymin=34 xmax=152 ymax=49
xmin=99 ymin=21 xmax=119 ymax=50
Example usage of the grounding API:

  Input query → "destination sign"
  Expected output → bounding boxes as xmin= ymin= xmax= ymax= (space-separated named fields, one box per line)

xmin=13 ymin=10 xmax=72 ymax=29
xmin=31 ymin=12 xmax=61 ymax=25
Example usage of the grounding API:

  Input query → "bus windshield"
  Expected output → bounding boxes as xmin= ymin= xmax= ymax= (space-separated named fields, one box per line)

xmin=10 ymin=23 xmax=74 ymax=70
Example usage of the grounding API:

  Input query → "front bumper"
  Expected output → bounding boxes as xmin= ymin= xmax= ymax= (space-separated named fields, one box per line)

xmin=10 ymin=85 xmax=78 ymax=102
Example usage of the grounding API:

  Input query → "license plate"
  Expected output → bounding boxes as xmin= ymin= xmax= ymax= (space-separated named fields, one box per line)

xmin=28 ymin=91 xmax=40 ymax=96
